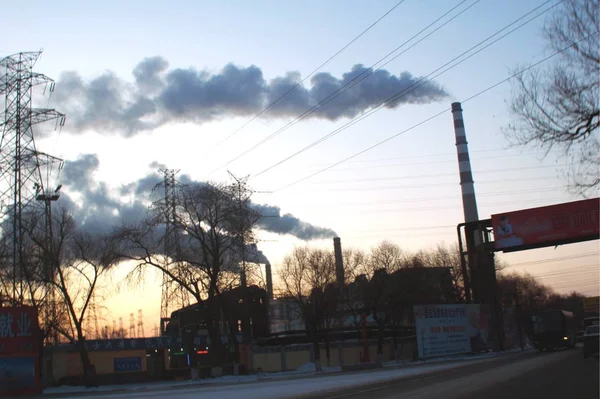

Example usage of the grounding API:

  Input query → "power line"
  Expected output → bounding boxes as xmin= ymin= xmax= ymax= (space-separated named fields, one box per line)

xmin=292 ymin=188 xmax=570 ymax=210
xmin=504 ymin=252 xmax=600 ymax=268
xmin=536 ymin=274 xmax=600 ymax=284
xmin=292 ymin=180 xmax=570 ymax=207
xmin=309 ymin=150 xmax=565 ymax=172
xmin=306 ymin=164 xmax=569 ymax=186
xmin=304 ymin=146 xmax=563 ymax=167
xmin=271 ymin=176 xmax=564 ymax=194
xmin=502 ymin=265 xmax=600 ymax=288
xmin=273 ymin=27 xmax=594 ymax=193
xmin=210 ymin=0 xmax=479 ymax=174
xmin=305 ymin=196 xmax=574 ymax=215
xmin=254 ymin=0 xmax=561 ymax=178
xmin=548 ymin=281 xmax=599 ymax=292
xmin=520 ymin=264 xmax=600 ymax=279
xmin=206 ymin=0 xmax=407 ymax=155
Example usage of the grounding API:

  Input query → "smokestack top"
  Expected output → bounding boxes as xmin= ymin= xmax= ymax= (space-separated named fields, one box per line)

xmin=265 ymin=262 xmax=274 ymax=300
xmin=451 ymin=102 xmax=462 ymax=112
xmin=333 ymin=237 xmax=344 ymax=288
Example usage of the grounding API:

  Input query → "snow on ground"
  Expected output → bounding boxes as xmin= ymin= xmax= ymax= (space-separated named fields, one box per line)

xmin=43 ymin=362 xmax=342 ymax=396
xmin=44 ymin=349 xmax=529 ymax=398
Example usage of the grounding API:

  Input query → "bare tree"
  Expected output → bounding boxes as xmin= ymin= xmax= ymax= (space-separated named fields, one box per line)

xmin=367 ymin=241 xmax=407 ymax=272
xmin=339 ymin=248 xmax=368 ymax=335
xmin=0 ymin=210 xmax=76 ymax=349
xmin=22 ymin=207 xmax=119 ymax=385
xmin=115 ymin=181 xmax=261 ymax=365
xmin=497 ymin=271 xmax=556 ymax=346
xmin=277 ymin=246 xmax=336 ymax=371
xmin=342 ymin=248 xmax=367 ymax=283
xmin=505 ymin=0 xmax=599 ymax=195
xmin=413 ymin=244 xmax=464 ymax=302
xmin=357 ymin=242 xmax=408 ymax=363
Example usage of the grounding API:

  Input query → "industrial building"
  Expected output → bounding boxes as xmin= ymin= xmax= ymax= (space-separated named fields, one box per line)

xmin=163 ymin=284 xmax=270 ymax=373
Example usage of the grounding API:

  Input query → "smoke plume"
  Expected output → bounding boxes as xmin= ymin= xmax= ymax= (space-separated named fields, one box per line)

xmin=253 ymin=204 xmax=337 ymax=240
xmin=51 ymin=57 xmax=449 ymax=136
xmin=57 ymin=154 xmax=335 ymax=241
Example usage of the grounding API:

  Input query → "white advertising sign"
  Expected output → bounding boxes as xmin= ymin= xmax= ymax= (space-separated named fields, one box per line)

xmin=413 ymin=304 xmax=479 ymax=359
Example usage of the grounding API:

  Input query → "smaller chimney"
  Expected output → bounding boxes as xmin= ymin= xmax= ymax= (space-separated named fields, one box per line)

xmin=265 ymin=262 xmax=274 ymax=300
xmin=240 ymin=268 xmax=247 ymax=288
xmin=333 ymin=237 xmax=344 ymax=288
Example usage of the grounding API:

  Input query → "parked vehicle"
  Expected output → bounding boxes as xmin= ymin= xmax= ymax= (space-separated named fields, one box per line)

xmin=532 ymin=310 xmax=577 ymax=351
xmin=577 ymin=330 xmax=585 ymax=343
xmin=583 ymin=316 xmax=599 ymax=330
xmin=583 ymin=324 xmax=599 ymax=359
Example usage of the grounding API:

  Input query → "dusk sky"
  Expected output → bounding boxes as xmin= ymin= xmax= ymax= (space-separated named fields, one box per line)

xmin=2 ymin=0 xmax=598 ymax=333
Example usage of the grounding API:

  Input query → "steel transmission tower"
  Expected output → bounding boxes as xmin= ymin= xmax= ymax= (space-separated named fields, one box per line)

xmin=137 ymin=309 xmax=145 ymax=338
xmin=0 ymin=50 xmax=65 ymax=305
xmin=228 ymin=171 xmax=251 ymax=288
xmin=153 ymin=168 xmax=189 ymax=333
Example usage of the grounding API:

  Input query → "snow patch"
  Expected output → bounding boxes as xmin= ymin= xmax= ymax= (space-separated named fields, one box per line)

xmin=43 ymin=348 xmax=528 ymax=397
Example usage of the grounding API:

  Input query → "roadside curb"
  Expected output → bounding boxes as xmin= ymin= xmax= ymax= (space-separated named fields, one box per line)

xmin=36 ymin=349 xmax=531 ymax=398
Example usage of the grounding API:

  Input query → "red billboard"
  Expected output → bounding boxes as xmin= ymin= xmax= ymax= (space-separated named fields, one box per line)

xmin=492 ymin=198 xmax=600 ymax=252
xmin=0 ymin=305 xmax=42 ymax=396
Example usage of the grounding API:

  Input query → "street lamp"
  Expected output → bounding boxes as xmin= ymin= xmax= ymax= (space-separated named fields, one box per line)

xmin=35 ymin=184 xmax=61 ymax=344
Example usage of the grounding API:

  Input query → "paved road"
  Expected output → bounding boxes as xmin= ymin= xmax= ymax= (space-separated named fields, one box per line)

xmin=308 ymin=349 xmax=599 ymax=399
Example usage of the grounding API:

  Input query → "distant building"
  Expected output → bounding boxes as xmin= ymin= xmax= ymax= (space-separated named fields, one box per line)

xmin=392 ymin=266 xmax=456 ymax=304
xmin=164 ymin=285 xmax=270 ymax=369
xmin=268 ymin=297 xmax=304 ymax=333
xmin=267 ymin=267 xmax=455 ymax=334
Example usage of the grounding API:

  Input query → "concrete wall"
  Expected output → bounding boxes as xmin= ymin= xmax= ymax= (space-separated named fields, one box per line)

xmin=48 ymin=348 xmax=154 ymax=383
xmin=252 ymin=337 xmax=416 ymax=372
xmin=45 ymin=337 xmax=417 ymax=383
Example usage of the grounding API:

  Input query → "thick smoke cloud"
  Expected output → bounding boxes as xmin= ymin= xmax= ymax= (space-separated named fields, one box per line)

xmin=52 ymin=57 xmax=448 ymax=136
xmin=253 ymin=204 xmax=337 ymax=240
xmin=59 ymin=154 xmax=154 ymax=234
xmin=57 ymin=154 xmax=335 ymax=241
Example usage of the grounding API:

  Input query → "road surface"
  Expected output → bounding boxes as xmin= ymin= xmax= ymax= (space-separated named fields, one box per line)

xmin=307 ymin=349 xmax=598 ymax=399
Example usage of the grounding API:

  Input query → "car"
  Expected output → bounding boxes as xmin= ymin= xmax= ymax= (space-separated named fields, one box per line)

xmin=583 ymin=324 xmax=599 ymax=359
xmin=577 ymin=330 xmax=585 ymax=343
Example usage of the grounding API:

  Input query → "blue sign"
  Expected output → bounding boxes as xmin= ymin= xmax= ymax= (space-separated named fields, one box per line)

xmin=192 ymin=333 xmax=249 ymax=347
xmin=70 ymin=333 xmax=251 ymax=352
xmin=0 ymin=356 xmax=37 ymax=392
xmin=80 ymin=337 xmax=183 ymax=352
xmin=114 ymin=357 xmax=142 ymax=373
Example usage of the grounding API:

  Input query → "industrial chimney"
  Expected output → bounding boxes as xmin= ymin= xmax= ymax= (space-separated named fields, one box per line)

xmin=451 ymin=102 xmax=480 ymax=223
xmin=265 ymin=262 xmax=274 ymax=300
xmin=333 ymin=237 xmax=344 ymax=288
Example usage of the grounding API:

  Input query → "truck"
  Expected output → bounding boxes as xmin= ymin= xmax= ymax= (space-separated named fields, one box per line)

xmin=531 ymin=310 xmax=577 ymax=351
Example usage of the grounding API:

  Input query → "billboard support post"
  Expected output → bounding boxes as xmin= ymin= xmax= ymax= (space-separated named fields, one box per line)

xmin=456 ymin=223 xmax=472 ymax=304
xmin=457 ymin=219 xmax=504 ymax=352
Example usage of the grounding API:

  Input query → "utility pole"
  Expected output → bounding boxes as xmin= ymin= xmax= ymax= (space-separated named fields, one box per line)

xmin=0 ymin=51 xmax=65 ymax=305
xmin=35 ymin=179 xmax=63 ymax=344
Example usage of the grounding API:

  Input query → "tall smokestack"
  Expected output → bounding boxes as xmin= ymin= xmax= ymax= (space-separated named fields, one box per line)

xmin=265 ymin=262 xmax=274 ymax=300
xmin=451 ymin=102 xmax=480 ymax=223
xmin=240 ymin=268 xmax=247 ymax=288
xmin=333 ymin=237 xmax=344 ymax=288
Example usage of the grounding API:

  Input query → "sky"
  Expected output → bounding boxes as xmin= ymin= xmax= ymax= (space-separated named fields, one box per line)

xmin=1 ymin=0 xmax=598 ymax=334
